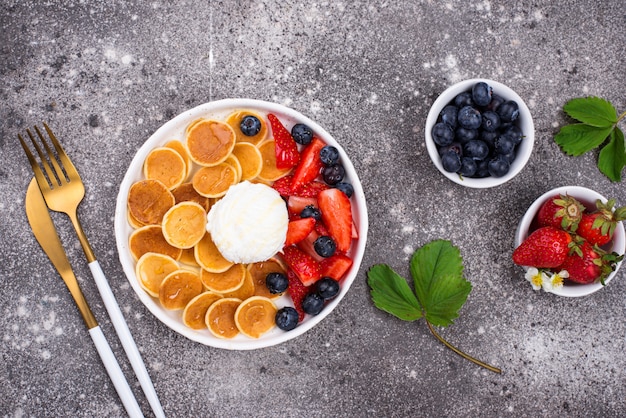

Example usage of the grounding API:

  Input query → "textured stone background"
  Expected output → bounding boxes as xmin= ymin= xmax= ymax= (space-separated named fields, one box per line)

xmin=1 ymin=1 xmax=625 ymax=417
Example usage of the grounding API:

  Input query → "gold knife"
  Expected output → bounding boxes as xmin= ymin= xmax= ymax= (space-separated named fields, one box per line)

xmin=25 ymin=179 xmax=144 ymax=418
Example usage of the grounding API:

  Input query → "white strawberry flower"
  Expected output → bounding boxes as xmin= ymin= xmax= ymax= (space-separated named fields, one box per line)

xmin=525 ymin=267 xmax=547 ymax=290
xmin=543 ymin=270 xmax=568 ymax=293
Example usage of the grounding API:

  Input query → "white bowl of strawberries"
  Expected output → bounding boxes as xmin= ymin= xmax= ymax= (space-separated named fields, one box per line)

xmin=513 ymin=186 xmax=625 ymax=297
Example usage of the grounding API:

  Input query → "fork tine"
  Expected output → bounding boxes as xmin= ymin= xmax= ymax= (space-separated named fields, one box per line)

xmin=34 ymin=125 xmax=69 ymax=186
xmin=25 ymin=127 xmax=62 ymax=188
xmin=18 ymin=133 xmax=53 ymax=193
xmin=43 ymin=122 xmax=80 ymax=181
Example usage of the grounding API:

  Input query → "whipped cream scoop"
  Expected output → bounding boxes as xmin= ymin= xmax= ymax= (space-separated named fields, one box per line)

xmin=206 ymin=181 xmax=288 ymax=264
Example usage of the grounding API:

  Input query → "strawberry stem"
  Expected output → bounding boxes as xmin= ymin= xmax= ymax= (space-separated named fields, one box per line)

xmin=425 ymin=320 xmax=502 ymax=374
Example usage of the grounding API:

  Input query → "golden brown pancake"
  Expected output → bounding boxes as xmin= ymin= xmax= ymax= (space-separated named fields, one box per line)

xmin=182 ymin=291 xmax=223 ymax=329
xmin=192 ymin=163 xmax=238 ymax=198
xmin=219 ymin=268 xmax=255 ymax=300
xmin=206 ymin=298 xmax=242 ymax=339
xmin=186 ymin=119 xmax=236 ymax=167
xmin=200 ymin=263 xmax=246 ymax=293
xmin=127 ymin=179 xmax=175 ymax=225
xmin=172 ymin=182 xmax=211 ymax=212
xmin=232 ymin=142 xmax=263 ymax=181
xmin=164 ymin=140 xmax=193 ymax=180
xmin=247 ymin=258 xmax=287 ymax=300
xmin=143 ymin=147 xmax=187 ymax=190
xmin=135 ymin=252 xmax=180 ymax=297
xmin=234 ymin=296 xmax=277 ymax=338
xmin=158 ymin=269 xmax=203 ymax=310
xmin=129 ymin=225 xmax=182 ymax=261
xmin=194 ymin=232 xmax=233 ymax=273
xmin=257 ymin=140 xmax=292 ymax=181
xmin=161 ymin=201 xmax=207 ymax=249
xmin=225 ymin=110 xmax=268 ymax=145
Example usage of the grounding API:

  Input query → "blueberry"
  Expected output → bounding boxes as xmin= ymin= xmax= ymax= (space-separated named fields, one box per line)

xmin=455 ymin=127 xmax=478 ymax=144
xmin=302 ymin=293 xmax=324 ymax=315
xmin=501 ymin=124 xmax=523 ymax=145
xmin=488 ymin=155 xmax=510 ymax=177
xmin=497 ymin=100 xmax=520 ymax=122
xmin=441 ymin=150 xmax=462 ymax=172
xmin=440 ymin=105 xmax=458 ymax=128
xmin=474 ymin=160 xmax=490 ymax=178
xmin=438 ymin=142 xmax=463 ymax=157
xmin=472 ymin=82 xmax=492 ymax=107
xmin=463 ymin=140 xmax=489 ymax=161
xmin=313 ymin=236 xmax=336 ymax=258
xmin=459 ymin=157 xmax=477 ymax=177
xmin=322 ymin=164 xmax=345 ymax=185
xmin=320 ymin=145 xmax=340 ymax=165
xmin=480 ymin=130 xmax=498 ymax=150
xmin=300 ymin=205 xmax=321 ymax=221
xmin=266 ymin=272 xmax=289 ymax=294
xmin=481 ymin=110 xmax=501 ymax=132
xmin=335 ymin=182 xmax=354 ymax=198
xmin=486 ymin=94 xmax=505 ymax=112
xmin=432 ymin=122 xmax=455 ymax=147
xmin=454 ymin=92 xmax=474 ymax=108
xmin=494 ymin=136 xmax=516 ymax=155
xmin=275 ymin=307 xmax=299 ymax=331
xmin=291 ymin=123 xmax=313 ymax=145
xmin=240 ymin=115 xmax=262 ymax=136
xmin=457 ymin=106 xmax=482 ymax=130
xmin=501 ymin=149 xmax=517 ymax=164
xmin=316 ymin=277 xmax=340 ymax=300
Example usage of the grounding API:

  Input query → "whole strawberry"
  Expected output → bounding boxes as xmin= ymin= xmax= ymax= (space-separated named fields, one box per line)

xmin=559 ymin=240 xmax=622 ymax=284
xmin=512 ymin=226 xmax=572 ymax=268
xmin=577 ymin=199 xmax=626 ymax=246
xmin=537 ymin=194 xmax=585 ymax=232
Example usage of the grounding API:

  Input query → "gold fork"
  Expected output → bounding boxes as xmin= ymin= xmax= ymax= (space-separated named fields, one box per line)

xmin=19 ymin=123 xmax=165 ymax=418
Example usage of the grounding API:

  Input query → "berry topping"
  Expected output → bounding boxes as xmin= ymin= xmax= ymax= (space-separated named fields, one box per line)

xmin=335 ymin=182 xmax=354 ymax=198
xmin=302 ymin=293 xmax=324 ymax=316
xmin=291 ymin=137 xmax=326 ymax=192
xmin=282 ymin=245 xmax=322 ymax=286
xmin=291 ymin=123 xmax=313 ymax=145
xmin=318 ymin=188 xmax=353 ymax=253
xmin=266 ymin=272 xmax=289 ymax=294
xmin=319 ymin=145 xmax=340 ymax=166
xmin=315 ymin=277 xmax=340 ymax=300
xmin=268 ymin=113 xmax=299 ymax=169
xmin=275 ymin=307 xmax=300 ymax=331
xmin=300 ymin=204 xmax=322 ymax=221
xmin=240 ymin=115 xmax=262 ymax=136
xmin=322 ymin=164 xmax=345 ymax=185
xmin=285 ymin=217 xmax=316 ymax=246
xmin=286 ymin=269 xmax=308 ymax=321
xmin=313 ymin=235 xmax=337 ymax=258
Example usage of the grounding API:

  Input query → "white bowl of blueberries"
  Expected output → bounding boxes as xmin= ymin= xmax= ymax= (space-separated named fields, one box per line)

xmin=425 ymin=79 xmax=535 ymax=188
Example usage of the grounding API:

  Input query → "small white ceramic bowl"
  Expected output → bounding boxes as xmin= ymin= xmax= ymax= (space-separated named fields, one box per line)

xmin=514 ymin=186 xmax=625 ymax=297
xmin=425 ymin=78 xmax=534 ymax=188
xmin=114 ymin=99 xmax=369 ymax=349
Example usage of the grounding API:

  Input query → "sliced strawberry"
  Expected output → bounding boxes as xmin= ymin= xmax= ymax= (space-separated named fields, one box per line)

xmin=286 ymin=269 xmax=308 ymax=322
xmin=272 ymin=175 xmax=294 ymax=197
xmin=287 ymin=195 xmax=318 ymax=217
xmin=268 ymin=113 xmax=299 ymax=169
xmin=297 ymin=230 xmax=325 ymax=262
xmin=282 ymin=245 xmax=321 ymax=286
xmin=293 ymin=181 xmax=329 ymax=197
xmin=318 ymin=188 xmax=353 ymax=253
xmin=315 ymin=220 xmax=330 ymax=237
xmin=320 ymin=253 xmax=353 ymax=281
xmin=351 ymin=221 xmax=359 ymax=239
xmin=291 ymin=137 xmax=326 ymax=192
xmin=285 ymin=218 xmax=316 ymax=246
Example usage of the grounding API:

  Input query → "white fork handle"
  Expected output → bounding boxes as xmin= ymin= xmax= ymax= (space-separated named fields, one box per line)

xmin=89 ymin=326 xmax=144 ymax=418
xmin=89 ymin=260 xmax=166 ymax=418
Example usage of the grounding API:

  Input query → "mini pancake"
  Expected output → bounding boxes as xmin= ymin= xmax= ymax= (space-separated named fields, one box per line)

xmin=179 ymin=247 xmax=200 ymax=267
xmin=143 ymin=147 xmax=187 ymax=190
xmin=192 ymin=163 xmax=238 ymax=198
xmin=182 ymin=291 xmax=223 ymax=330
xmin=201 ymin=263 xmax=246 ymax=293
xmin=172 ymin=182 xmax=211 ymax=212
xmin=194 ymin=232 xmax=233 ymax=273
xmin=165 ymin=140 xmax=193 ymax=179
xmin=220 ymin=268 xmax=255 ymax=300
xmin=248 ymin=258 xmax=287 ymax=300
xmin=205 ymin=298 xmax=242 ymax=339
xmin=135 ymin=252 xmax=180 ymax=297
xmin=186 ymin=119 xmax=236 ymax=167
xmin=129 ymin=225 xmax=182 ymax=261
xmin=127 ymin=210 xmax=145 ymax=229
xmin=257 ymin=139 xmax=292 ymax=181
xmin=225 ymin=154 xmax=242 ymax=183
xmin=232 ymin=142 xmax=263 ymax=181
xmin=234 ymin=296 xmax=277 ymax=339
xmin=159 ymin=269 xmax=203 ymax=310
xmin=161 ymin=201 xmax=207 ymax=249
xmin=128 ymin=179 xmax=175 ymax=225
xmin=226 ymin=110 xmax=268 ymax=145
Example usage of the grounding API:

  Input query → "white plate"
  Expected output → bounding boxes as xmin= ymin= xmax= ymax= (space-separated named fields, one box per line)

xmin=114 ymin=99 xmax=368 ymax=349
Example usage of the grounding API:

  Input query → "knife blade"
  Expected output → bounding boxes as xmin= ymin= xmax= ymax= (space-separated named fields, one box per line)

xmin=25 ymin=179 xmax=144 ymax=418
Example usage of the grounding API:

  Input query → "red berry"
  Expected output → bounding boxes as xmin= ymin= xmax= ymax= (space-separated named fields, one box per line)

xmin=317 ymin=188 xmax=353 ymax=253
xmin=291 ymin=137 xmax=326 ymax=192
xmin=282 ymin=245 xmax=321 ymax=286
xmin=536 ymin=194 xmax=584 ymax=232
xmin=560 ymin=241 xmax=603 ymax=284
xmin=285 ymin=218 xmax=316 ymax=246
xmin=512 ymin=226 xmax=572 ymax=268
xmin=268 ymin=113 xmax=299 ymax=170
xmin=577 ymin=199 xmax=626 ymax=247
xmin=286 ymin=269 xmax=308 ymax=322
xmin=320 ymin=253 xmax=353 ymax=281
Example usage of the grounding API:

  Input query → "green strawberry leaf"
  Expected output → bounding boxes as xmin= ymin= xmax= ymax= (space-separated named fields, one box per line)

xmin=598 ymin=128 xmax=626 ymax=182
xmin=563 ymin=97 xmax=618 ymax=127
xmin=554 ymin=123 xmax=613 ymax=156
xmin=410 ymin=240 xmax=471 ymax=327
xmin=367 ymin=264 xmax=423 ymax=321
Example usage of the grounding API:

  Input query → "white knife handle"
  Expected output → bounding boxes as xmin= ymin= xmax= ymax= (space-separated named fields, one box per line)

xmin=89 ymin=260 xmax=166 ymax=418
xmin=89 ymin=326 xmax=144 ymax=418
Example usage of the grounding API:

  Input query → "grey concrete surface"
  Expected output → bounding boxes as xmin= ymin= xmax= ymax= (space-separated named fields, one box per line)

xmin=1 ymin=1 xmax=625 ymax=417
